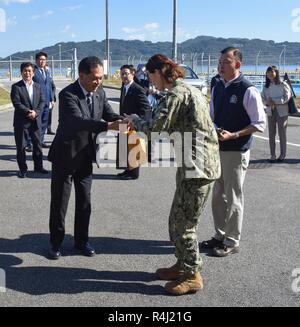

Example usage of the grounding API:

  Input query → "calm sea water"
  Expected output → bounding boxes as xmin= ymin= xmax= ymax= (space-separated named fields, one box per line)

xmin=1 ymin=65 xmax=300 ymax=95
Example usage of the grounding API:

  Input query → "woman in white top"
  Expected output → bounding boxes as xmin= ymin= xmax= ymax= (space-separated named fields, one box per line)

xmin=262 ymin=66 xmax=291 ymax=163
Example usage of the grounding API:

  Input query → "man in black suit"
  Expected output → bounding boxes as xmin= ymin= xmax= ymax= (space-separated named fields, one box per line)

xmin=48 ymin=57 xmax=124 ymax=259
xmin=11 ymin=62 xmax=48 ymax=178
xmin=117 ymin=64 xmax=151 ymax=180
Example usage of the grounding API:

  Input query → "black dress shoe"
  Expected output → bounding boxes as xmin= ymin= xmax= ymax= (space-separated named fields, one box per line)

xmin=17 ymin=171 xmax=27 ymax=178
xmin=276 ymin=157 xmax=285 ymax=163
xmin=117 ymin=170 xmax=128 ymax=177
xmin=47 ymin=129 xmax=56 ymax=135
xmin=119 ymin=173 xmax=139 ymax=180
xmin=25 ymin=146 xmax=32 ymax=153
xmin=74 ymin=243 xmax=96 ymax=257
xmin=42 ymin=143 xmax=51 ymax=149
xmin=34 ymin=168 xmax=49 ymax=174
xmin=49 ymin=247 xmax=61 ymax=260
xmin=200 ymin=238 xmax=223 ymax=249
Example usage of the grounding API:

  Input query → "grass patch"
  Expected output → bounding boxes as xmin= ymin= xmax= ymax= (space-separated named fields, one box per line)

xmin=0 ymin=87 xmax=11 ymax=106
xmin=103 ymin=77 xmax=121 ymax=88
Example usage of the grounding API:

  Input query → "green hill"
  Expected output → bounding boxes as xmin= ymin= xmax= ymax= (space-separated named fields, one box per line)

xmin=1 ymin=36 xmax=300 ymax=65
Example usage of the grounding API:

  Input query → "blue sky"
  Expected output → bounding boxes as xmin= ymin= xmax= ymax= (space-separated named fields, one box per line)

xmin=0 ymin=0 xmax=300 ymax=57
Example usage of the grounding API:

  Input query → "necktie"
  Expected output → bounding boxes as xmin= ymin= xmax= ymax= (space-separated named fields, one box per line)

xmin=41 ymin=69 xmax=46 ymax=81
xmin=86 ymin=93 xmax=94 ymax=117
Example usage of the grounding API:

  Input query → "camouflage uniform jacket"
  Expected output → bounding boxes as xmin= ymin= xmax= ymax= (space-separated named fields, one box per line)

xmin=133 ymin=79 xmax=221 ymax=180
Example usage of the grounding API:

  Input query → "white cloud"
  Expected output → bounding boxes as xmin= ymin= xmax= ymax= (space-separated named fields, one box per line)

xmin=144 ymin=23 xmax=160 ymax=31
xmin=64 ymin=5 xmax=83 ymax=11
xmin=62 ymin=24 xmax=76 ymax=39
xmin=31 ymin=10 xmax=54 ymax=20
xmin=128 ymin=34 xmax=146 ymax=41
xmin=0 ymin=8 xmax=5 ymax=32
xmin=0 ymin=0 xmax=31 ymax=4
xmin=62 ymin=25 xmax=71 ymax=33
xmin=122 ymin=22 xmax=161 ymax=41
xmin=122 ymin=27 xmax=139 ymax=34
xmin=6 ymin=15 xmax=17 ymax=27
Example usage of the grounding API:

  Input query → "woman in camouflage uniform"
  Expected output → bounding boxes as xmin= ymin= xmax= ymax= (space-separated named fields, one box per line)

xmin=126 ymin=54 xmax=221 ymax=295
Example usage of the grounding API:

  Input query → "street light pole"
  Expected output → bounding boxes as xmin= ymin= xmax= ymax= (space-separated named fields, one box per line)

xmin=172 ymin=0 xmax=177 ymax=63
xmin=58 ymin=44 xmax=62 ymax=76
xmin=283 ymin=45 xmax=287 ymax=73
xmin=255 ymin=50 xmax=261 ymax=75
xmin=105 ymin=0 xmax=110 ymax=77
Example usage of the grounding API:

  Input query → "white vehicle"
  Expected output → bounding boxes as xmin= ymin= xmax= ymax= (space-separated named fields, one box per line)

xmin=179 ymin=64 xmax=208 ymax=96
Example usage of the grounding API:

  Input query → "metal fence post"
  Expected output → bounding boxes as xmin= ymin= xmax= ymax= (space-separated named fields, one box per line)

xmin=207 ymin=53 xmax=211 ymax=83
xmin=73 ymin=48 xmax=78 ymax=80
xmin=9 ymin=56 xmax=13 ymax=81
xmin=51 ymin=56 xmax=55 ymax=77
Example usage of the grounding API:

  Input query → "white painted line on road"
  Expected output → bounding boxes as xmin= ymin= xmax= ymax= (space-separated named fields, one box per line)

xmin=254 ymin=135 xmax=300 ymax=148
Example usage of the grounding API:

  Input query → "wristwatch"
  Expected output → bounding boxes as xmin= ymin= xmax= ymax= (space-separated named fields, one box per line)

xmin=234 ymin=132 xmax=240 ymax=139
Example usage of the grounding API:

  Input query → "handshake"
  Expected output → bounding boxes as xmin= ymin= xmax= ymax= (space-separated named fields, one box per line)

xmin=107 ymin=114 xmax=138 ymax=132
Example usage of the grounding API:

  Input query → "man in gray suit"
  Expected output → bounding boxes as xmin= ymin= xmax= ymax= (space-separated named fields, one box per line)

xmin=11 ymin=62 xmax=48 ymax=178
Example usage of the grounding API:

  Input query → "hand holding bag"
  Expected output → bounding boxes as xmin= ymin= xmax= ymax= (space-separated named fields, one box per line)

xmin=288 ymin=96 xmax=298 ymax=115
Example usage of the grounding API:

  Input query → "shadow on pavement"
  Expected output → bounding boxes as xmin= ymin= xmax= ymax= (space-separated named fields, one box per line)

xmin=0 ymin=254 xmax=165 ymax=296
xmin=0 ymin=132 xmax=14 ymax=137
xmin=0 ymin=233 xmax=173 ymax=257
xmin=250 ymin=158 xmax=300 ymax=165
xmin=0 ymin=170 xmax=51 ymax=179
xmin=0 ymin=233 xmax=173 ymax=296
xmin=0 ymin=145 xmax=16 ymax=150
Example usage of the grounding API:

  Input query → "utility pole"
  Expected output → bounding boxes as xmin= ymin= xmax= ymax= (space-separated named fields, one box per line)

xmin=172 ymin=0 xmax=177 ymax=63
xmin=105 ymin=0 xmax=110 ymax=77
xmin=255 ymin=50 xmax=261 ymax=75
xmin=279 ymin=46 xmax=286 ymax=74
xmin=283 ymin=45 xmax=287 ymax=73
xmin=58 ymin=44 xmax=62 ymax=76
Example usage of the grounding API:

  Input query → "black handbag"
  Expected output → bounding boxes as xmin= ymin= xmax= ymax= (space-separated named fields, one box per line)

xmin=288 ymin=96 xmax=298 ymax=115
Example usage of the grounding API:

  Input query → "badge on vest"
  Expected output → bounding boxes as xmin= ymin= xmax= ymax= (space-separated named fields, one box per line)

xmin=229 ymin=95 xmax=238 ymax=104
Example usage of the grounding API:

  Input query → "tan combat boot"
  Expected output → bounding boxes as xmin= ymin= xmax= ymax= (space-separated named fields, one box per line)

xmin=164 ymin=271 xmax=203 ymax=295
xmin=155 ymin=262 xmax=184 ymax=281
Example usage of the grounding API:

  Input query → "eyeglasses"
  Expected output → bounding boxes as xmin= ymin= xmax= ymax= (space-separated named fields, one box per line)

xmin=121 ymin=72 xmax=132 ymax=76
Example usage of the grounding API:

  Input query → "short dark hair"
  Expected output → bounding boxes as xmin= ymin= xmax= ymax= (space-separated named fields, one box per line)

xmin=120 ymin=64 xmax=135 ymax=74
xmin=221 ymin=47 xmax=243 ymax=62
xmin=35 ymin=51 xmax=48 ymax=60
xmin=20 ymin=62 xmax=35 ymax=73
xmin=79 ymin=56 xmax=103 ymax=74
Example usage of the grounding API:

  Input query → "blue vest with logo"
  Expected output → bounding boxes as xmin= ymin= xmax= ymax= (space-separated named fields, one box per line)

xmin=213 ymin=74 xmax=253 ymax=152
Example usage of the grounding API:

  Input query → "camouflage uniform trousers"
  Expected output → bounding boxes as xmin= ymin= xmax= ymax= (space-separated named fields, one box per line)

xmin=169 ymin=169 xmax=213 ymax=274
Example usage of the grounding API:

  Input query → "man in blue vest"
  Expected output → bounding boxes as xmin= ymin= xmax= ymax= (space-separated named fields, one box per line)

xmin=33 ymin=51 xmax=56 ymax=148
xmin=201 ymin=47 xmax=266 ymax=257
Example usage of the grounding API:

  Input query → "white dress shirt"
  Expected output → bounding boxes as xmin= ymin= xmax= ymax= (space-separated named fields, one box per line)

xmin=23 ymin=80 xmax=34 ymax=104
xmin=124 ymin=80 xmax=134 ymax=95
xmin=210 ymin=75 xmax=266 ymax=132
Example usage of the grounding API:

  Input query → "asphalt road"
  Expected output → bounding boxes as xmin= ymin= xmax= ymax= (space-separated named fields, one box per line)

xmin=0 ymin=79 xmax=300 ymax=307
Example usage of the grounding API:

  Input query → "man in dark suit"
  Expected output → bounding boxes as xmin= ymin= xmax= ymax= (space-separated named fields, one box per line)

xmin=48 ymin=56 xmax=124 ymax=260
xmin=46 ymin=67 xmax=57 ymax=135
xmin=11 ymin=62 xmax=48 ymax=178
xmin=33 ymin=52 xmax=56 ymax=148
xmin=117 ymin=64 xmax=151 ymax=180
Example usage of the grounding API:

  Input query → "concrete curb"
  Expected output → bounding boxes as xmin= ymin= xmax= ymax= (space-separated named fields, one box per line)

xmin=103 ymin=85 xmax=121 ymax=91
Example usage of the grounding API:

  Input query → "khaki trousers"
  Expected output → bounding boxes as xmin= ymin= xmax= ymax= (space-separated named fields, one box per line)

xmin=212 ymin=150 xmax=250 ymax=247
